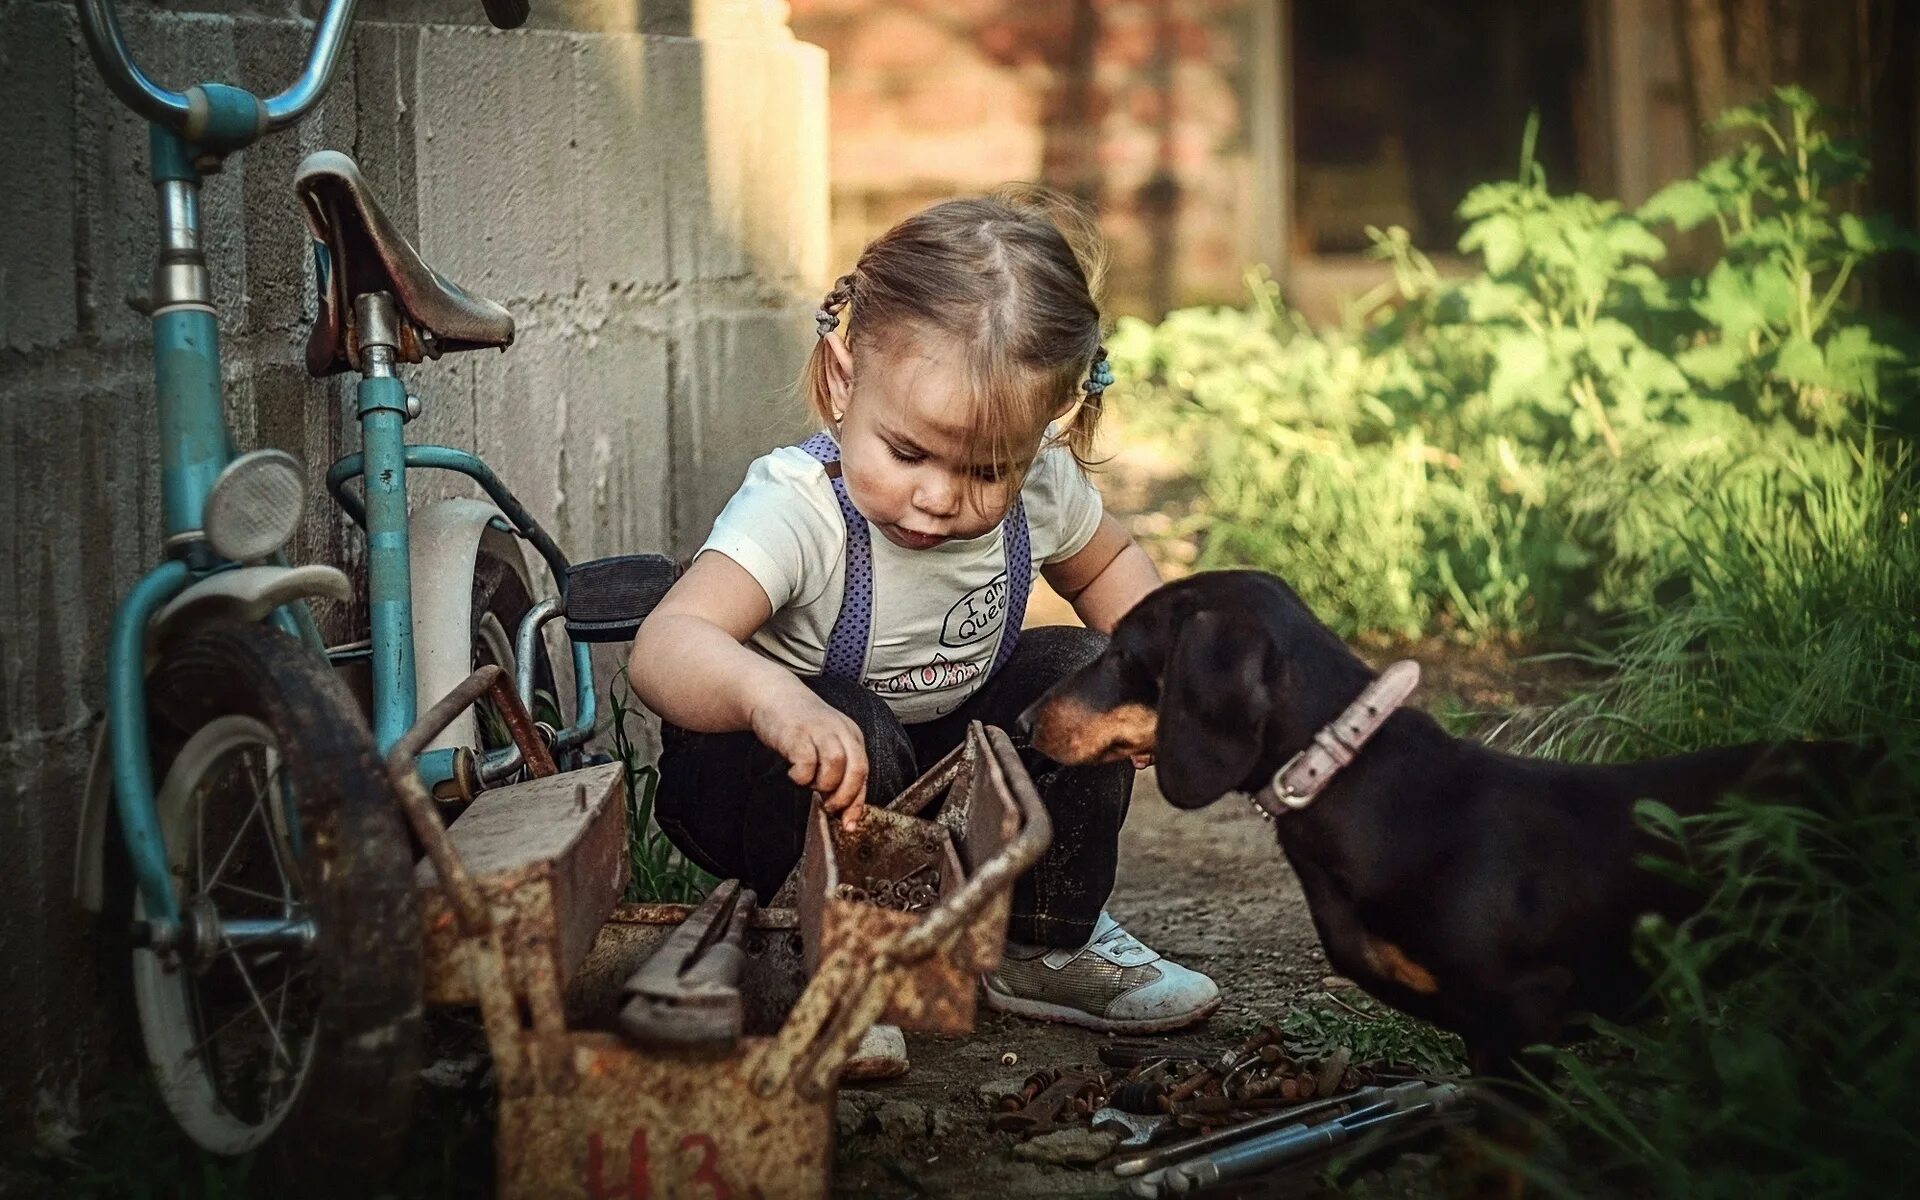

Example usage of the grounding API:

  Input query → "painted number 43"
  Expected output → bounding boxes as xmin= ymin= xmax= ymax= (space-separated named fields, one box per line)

xmin=584 ymin=1130 xmax=731 ymax=1199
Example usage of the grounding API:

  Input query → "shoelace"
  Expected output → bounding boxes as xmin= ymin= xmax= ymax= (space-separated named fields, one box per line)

xmin=1093 ymin=922 xmax=1147 ymax=960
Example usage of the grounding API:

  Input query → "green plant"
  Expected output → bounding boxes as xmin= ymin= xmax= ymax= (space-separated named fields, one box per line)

xmin=606 ymin=670 xmax=713 ymax=904
xmin=1281 ymin=991 xmax=1467 ymax=1079
xmin=1111 ymin=89 xmax=1918 ymax=641
xmin=1643 ymin=87 xmax=1920 ymax=432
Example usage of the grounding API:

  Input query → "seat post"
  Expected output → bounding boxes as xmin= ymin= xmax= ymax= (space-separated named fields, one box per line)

xmin=355 ymin=291 xmax=419 ymax=753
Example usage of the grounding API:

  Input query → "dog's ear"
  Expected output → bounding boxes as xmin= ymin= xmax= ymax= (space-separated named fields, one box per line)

xmin=1155 ymin=608 xmax=1272 ymax=809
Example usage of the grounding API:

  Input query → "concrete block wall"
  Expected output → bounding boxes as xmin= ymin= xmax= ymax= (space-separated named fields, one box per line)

xmin=0 ymin=0 xmax=826 ymax=1139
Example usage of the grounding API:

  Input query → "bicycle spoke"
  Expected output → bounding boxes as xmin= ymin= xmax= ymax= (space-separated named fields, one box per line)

xmin=219 ymin=931 xmax=294 ymax=1068
xmin=185 ymin=966 xmax=310 ymax=1064
xmin=268 ymin=955 xmax=297 ymax=1110
xmin=202 ymin=784 xmax=262 ymax=897
xmin=254 ymin=758 xmax=295 ymax=899
xmin=209 ymin=878 xmax=293 ymax=907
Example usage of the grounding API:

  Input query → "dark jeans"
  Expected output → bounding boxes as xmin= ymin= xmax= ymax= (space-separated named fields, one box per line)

xmin=654 ymin=626 xmax=1132 ymax=948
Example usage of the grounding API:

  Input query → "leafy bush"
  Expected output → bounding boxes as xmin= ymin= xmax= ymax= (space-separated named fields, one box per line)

xmin=1110 ymin=89 xmax=1917 ymax=639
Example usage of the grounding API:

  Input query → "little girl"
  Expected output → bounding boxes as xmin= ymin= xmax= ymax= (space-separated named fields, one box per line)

xmin=629 ymin=188 xmax=1220 ymax=1049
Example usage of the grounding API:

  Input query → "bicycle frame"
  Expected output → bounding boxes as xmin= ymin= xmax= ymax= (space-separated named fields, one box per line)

xmin=103 ymin=118 xmax=335 ymax=924
xmin=322 ymin=344 xmax=598 ymax=785
xmin=83 ymin=0 xmax=583 ymax=924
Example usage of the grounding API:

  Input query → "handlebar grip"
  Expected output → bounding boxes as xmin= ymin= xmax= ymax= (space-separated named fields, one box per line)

xmin=480 ymin=0 xmax=531 ymax=30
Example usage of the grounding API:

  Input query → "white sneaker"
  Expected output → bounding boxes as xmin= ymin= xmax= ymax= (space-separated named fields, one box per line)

xmin=983 ymin=912 xmax=1221 ymax=1033
xmin=842 ymin=1022 xmax=909 ymax=1081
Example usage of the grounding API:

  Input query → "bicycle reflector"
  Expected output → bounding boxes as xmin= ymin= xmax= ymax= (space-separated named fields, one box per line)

xmin=205 ymin=449 xmax=307 ymax=562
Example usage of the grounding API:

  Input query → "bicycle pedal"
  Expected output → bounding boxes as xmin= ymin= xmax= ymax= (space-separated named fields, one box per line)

xmin=563 ymin=553 xmax=680 ymax=642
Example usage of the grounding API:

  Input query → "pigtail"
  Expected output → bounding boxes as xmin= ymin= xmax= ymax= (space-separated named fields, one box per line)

xmin=1056 ymin=343 xmax=1111 ymax=465
xmin=802 ymin=273 xmax=856 ymax=428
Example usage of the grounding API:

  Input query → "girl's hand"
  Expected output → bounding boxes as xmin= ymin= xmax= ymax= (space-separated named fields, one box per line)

xmin=751 ymin=685 xmax=869 ymax=831
xmin=1130 ymin=751 xmax=1155 ymax=770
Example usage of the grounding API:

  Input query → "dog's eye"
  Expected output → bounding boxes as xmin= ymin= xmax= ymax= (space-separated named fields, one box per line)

xmin=1111 ymin=647 xmax=1156 ymax=692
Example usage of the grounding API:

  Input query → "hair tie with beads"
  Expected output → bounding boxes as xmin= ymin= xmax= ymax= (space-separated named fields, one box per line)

xmin=815 ymin=273 xmax=856 ymax=338
xmin=1081 ymin=346 xmax=1114 ymax=396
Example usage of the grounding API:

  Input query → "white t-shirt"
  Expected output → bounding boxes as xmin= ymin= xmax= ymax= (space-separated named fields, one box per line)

xmin=701 ymin=439 xmax=1104 ymax=723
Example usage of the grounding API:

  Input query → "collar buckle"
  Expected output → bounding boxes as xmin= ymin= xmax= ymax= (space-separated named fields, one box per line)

xmin=1269 ymin=750 xmax=1315 ymax=810
xmin=1246 ymin=751 xmax=1312 ymax=821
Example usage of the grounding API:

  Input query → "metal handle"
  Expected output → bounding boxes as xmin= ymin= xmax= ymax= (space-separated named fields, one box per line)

xmin=77 ymin=0 xmax=360 ymax=135
xmin=890 ymin=723 xmax=1052 ymax=964
xmin=387 ymin=664 xmax=558 ymax=938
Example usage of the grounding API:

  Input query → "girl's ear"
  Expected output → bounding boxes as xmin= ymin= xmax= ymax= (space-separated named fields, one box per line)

xmin=824 ymin=333 xmax=853 ymax=420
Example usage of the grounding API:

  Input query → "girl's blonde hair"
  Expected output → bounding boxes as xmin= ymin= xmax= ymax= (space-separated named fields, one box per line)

xmin=803 ymin=185 xmax=1111 ymax=483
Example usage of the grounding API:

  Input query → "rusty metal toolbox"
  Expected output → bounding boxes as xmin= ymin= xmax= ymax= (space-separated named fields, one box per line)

xmin=797 ymin=720 xmax=1051 ymax=1034
xmin=400 ymin=692 xmax=1053 ymax=1200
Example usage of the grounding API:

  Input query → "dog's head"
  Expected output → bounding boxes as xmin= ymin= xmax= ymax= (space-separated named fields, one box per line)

xmin=1020 ymin=572 xmax=1364 ymax=809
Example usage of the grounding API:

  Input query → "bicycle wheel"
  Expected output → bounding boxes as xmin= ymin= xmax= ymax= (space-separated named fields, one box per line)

xmin=135 ymin=620 xmax=421 ymax=1188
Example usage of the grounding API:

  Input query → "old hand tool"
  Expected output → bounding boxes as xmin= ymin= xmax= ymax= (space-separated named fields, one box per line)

xmin=1091 ymin=1107 xmax=1174 ymax=1151
xmin=1120 ymin=1081 xmax=1471 ymax=1197
xmin=617 ymin=879 xmax=757 ymax=1050
xmin=1112 ymin=1087 xmax=1387 ymax=1178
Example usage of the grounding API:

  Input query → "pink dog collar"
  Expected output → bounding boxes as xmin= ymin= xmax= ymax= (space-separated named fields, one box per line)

xmin=1249 ymin=660 xmax=1421 ymax=819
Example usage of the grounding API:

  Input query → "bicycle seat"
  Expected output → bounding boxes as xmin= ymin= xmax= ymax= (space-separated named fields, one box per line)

xmin=294 ymin=150 xmax=514 ymax=376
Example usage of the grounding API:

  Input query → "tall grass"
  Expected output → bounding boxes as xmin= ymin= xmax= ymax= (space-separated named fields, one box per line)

xmin=1519 ymin=446 xmax=1920 ymax=1196
xmin=605 ymin=671 xmax=713 ymax=904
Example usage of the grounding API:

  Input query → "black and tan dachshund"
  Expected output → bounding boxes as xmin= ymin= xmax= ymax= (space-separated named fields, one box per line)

xmin=1018 ymin=570 xmax=1856 ymax=1081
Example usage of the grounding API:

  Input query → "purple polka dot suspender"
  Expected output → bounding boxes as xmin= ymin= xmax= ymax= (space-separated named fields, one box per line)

xmin=797 ymin=431 xmax=1031 ymax=685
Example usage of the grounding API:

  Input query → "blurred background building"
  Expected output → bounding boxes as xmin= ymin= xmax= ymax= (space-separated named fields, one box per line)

xmin=792 ymin=0 xmax=1917 ymax=322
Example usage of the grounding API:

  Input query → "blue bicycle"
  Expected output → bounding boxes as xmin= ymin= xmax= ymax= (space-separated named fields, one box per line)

xmin=69 ymin=0 xmax=669 ymax=1184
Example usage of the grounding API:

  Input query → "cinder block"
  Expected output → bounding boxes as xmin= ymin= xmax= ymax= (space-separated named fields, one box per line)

xmin=0 ymin=727 xmax=112 ymax=1139
xmin=1 ymin=2 xmax=79 ymax=352
xmin=641 ymin=36 xmax=711 ymax=283
xmin=351 ymin=22 xmax=423 ymax=238
xmin=415 ymin=27 xmax=578 ymax=303
xmin=688 ymin=36 xmax=762 ymax=282
xmin=670 ymin=307 xmax=813 ymax=556
xmin=236 ymin=16 xmax=361 ymax=340
xmin=691 ymin=29 xmax=826 ymax=285
xmin=75 ymin=9 xmax=247 ymax=350
xmin=468 ymin=332 xmax=570 ymax=546
xmin=571 ymin=34 xmax=671 ymax=291
xmin=557 ymin=329 xmax=673 ymax=559
xmin=2 ymin=362 xmax=160 ymax=741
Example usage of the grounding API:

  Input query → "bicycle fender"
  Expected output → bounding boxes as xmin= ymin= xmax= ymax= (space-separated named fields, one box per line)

xmin=408 ymin=499 xmax=524 ymax=756
xmin=149 ymin=564 xmax=352 ymax=651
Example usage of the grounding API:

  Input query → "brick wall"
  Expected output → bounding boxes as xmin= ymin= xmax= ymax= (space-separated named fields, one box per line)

xmin=792 ymin=0 xmax=1259 ymax=316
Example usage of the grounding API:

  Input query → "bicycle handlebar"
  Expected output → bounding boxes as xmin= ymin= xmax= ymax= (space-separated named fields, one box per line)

xmin=77 ymin=0 xmax=529 ymax=144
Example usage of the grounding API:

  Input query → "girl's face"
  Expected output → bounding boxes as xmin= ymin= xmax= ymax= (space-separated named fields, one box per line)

xmin=828 ymin=329 xmax=1040 ymax=550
